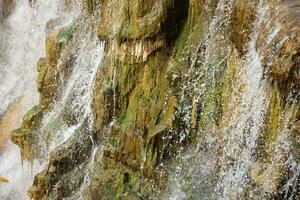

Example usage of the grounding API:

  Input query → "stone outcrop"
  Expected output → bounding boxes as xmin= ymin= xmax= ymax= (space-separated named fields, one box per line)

xmin=27 ymin=125 xmax=93 ymax=200
xmin=12 ymin=0 xmax=300 ymax=199
xmin=11 ymin=20 xmax=74 ymax=161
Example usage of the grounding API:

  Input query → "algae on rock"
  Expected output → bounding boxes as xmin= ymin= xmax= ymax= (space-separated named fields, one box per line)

xmin=11 ymin=0 xmax=300 ymax=199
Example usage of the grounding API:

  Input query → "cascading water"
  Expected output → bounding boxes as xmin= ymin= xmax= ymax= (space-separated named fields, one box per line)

xmin=41 ymin=37 xmax=104 ymax=152
xmin=0 ymin=0 xmax=78 ymax=199
xmin=25 ymin=2 xmax=105 ymax=198
xmin=216 ymin=2 xmax=269 ymax=198
xmin=1 ymin=0 xmax=300 ymax=199
xmin=167 ymin=1 xmax=300 ymax=199
xmin=0 ymin=0 xmax=71 ymax=114
xmin=1 ymin=0 xmax=104 ymax=198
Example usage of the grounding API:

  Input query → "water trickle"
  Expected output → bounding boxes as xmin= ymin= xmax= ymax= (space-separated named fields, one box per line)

xmin=68 ymin=145 xmax=100 ymax=200
xmin=42 ymin=38 xmax=105 ymax=152
xmin=217 ymin=3 xmax=268 ymax=198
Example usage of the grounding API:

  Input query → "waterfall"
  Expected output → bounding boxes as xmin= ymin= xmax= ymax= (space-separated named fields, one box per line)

xmin=167 ymin=1 xmax=299 ymax=199
xmin=0 ymin=0 xmax=78 ymax=199
xmin=41 ymin=38 xmax=105 ymax=153
xmin=217 ymin=2 xmax=268 ymax=198
xmin=1 ymin=0 xmax=104 ymax=198
xmin=1 ymin=0 xmax=299 ymax=199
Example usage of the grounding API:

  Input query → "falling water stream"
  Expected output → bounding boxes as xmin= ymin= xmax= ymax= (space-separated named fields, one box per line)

xmin=0 ymin=0 xmax=299 ymax=199
xmin=0 ymin=0 xmax=79 ymax=199
xmin=167 ymin=1 xmax=300 ymax=199
xmin=0 ymin=0 xmax=105 ymax=197
xmin=216 ymin=2 xmax=268 ymax=198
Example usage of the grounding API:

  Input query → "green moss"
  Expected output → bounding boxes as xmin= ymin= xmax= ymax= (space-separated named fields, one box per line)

xmin=58 ymin=24 xmax=74 ymax=48
xmin=186 ymin=192 xmax=199 ymax=200
xmin=22 ymin=105 xmax=43 ymax=130
xmin=120 ymin=91 xmax=138 ymax=130
xmin=49 ymin=192 xmax=58 ymax=200
xmin=255 ymin=86 xmax=283 ymax=158
xmin=44 ymin=173 xmax=51 ymax=186
xmin=115 ymin=173 xmax=126 ymax=198
xmin=175 ymin=21 xmax=190 ymax=54
xmin=266 ymin=88 xmax=282 ymax=142
xmin=129 ymin=174 xmax=140 ymax=192
xmin=199 ymin=62 xmax=227 ymax=127
xmin=91 ymin=166 xmax=154 ymax=200
xmin=118 ymin=63 xmax=141 ymax=95
xmin=36 ymin=62 xmax=47 ymax=92
xmin=257 ymin=166 xmax=266 ymax=177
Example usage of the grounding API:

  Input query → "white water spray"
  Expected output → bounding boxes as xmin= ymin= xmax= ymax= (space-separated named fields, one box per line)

xmin=0 ymin=0 xmax=78 ymax=199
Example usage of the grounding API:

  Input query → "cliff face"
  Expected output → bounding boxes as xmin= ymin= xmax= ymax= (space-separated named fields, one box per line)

xmin=11 ymin=0 xmax=300 ymax=199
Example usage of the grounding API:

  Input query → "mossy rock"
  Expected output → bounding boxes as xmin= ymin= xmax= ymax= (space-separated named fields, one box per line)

xmin=36 ymin=58 xmax=47 ymax=93
xmin=11 ymin=128 xmax=25 ymax=147
xmin=57 ymin=24 xmax=75 ymax=48
xmin=21 ymin=105 xmax=43 ymax=130
xmin=89 ymin=165 xmax=155 ymax=200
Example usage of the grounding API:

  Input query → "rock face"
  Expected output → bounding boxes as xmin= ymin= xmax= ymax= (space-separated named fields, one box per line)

xmin=0 ymin=0 xmax=15 ymax=19
xmin=10 ymin=17 xmax=77 ymax=163
xmin=12 ymin=0 xmax=300 ymax=199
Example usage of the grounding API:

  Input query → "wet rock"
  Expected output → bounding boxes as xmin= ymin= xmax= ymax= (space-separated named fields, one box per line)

xmin=251 ymin=162 xmax=284 ymax=194
xmin=12 ymin=0 xmax=300 ymax=199
xmin=257 ymin=1 xmax=300 ymax=93
xmin=109 ymin=37 xmax=166 ymax=64
xmin=81 ymin=0 xmax=100 ymax=14
xmin=290 ymin=121 xmax=300 ymax=163
xmin=38 ymin=24 xmax=75 ymax=110
xmin=36 ymin=58 xmax=47 ymax=94
xmin=28 ymin=125 xmax=93 ymax=199
xmin=87 ymin=160 xmax=156 ymax=200
xmin=229 ymin=0 xmax=257 ymax=54
xmin=1 ymin=0 xmax=16 ymax=19
xmin=44 ymin=29 xmax=63 ymax=96
xmin=27 ymin=172 xmax=49 ymax=200
xmin=98 ymin=0 xmax=168 ymax=40
xmin=11 ymin=105 xmax=43 ymax=161
xmin=90 ymin=0 xmax=190 ymax=197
